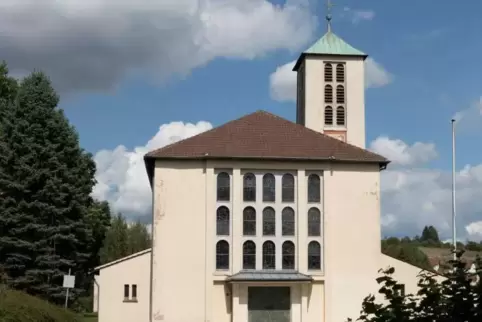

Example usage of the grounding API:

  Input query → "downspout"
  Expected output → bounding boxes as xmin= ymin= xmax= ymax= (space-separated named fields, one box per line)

xmin=204 ymin=159 xmax=208 ymax=322
xmin=149 ymin=171 xmax=155 ymax=322
xmin=93 ymin=277 xmax=100 ymax=314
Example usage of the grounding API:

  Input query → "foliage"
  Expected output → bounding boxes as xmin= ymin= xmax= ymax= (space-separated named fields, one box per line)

xmin=0 ymin=288 xmax=82 ymax=322
xmin=0 ymin=71 xmax=97 ymax=304
xmin=420 ymin=225 xmax=441 ymax=245
xmin=348 ymin=251 xmax=482 ymax=322
xmin=0 ymin=61 xmax=18 ymax=103
xmin=99 ymin=213 xmax=151 ymax=264
xmin=382 ymin=236 xmax=432 ymax=270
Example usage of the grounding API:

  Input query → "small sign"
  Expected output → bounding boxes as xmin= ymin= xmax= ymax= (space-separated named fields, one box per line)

xmin=63 ymin=275 xmax=75 ymax=288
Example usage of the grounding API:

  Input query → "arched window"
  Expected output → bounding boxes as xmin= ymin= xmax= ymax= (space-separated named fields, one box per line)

xmin=324 ymin=63 xmax=333 ymax=82
xmin=282 ymin=207 xmax=295 ymax=236
xmin=324 ymin=85 xmax=333 ymax=103
xmin=262 ymin=241 xmax=276 ymax=269
xmin=308 ymin=207 xmax=321 ymax=236
xmin=336 ymin=64 xmax=345 ymax=82
xmin=243 ymin=207 xmax=256 ymax=236
xmin=216 ymin=241 xmax=230 ymax=270
xmin=217 ymin=172 xmax=230 ymax=201
xmin=262 ymin=173 xmax=275 ymax=202
xmin=282 ymin=241 xmax=295 ymax=269
xmin=308 ymin=241 xmax=321 ymax=270
xmin=243 ymin=241 xmax=256 ymax=269
xmin=216 ymin=206 xmax=230 ymax=236
xmin=307 ymin=174 xmax=321 ymax=203
xmin=324 ymin=106 xmax=333 ymax=126
xmin=243 ymin=173 xmax=256 ymax=202
xmin=263 ymin=207 xmax=276 ymax=236
xmin=282 ymin=174 xmax=295 ymax=202
xmin=336 ymin=85 xmax=345 ymax=104
xmin=336 ymin=106 xmax=345 ymax=126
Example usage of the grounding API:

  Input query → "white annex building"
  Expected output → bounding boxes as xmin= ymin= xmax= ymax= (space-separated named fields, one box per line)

xmin=93 ymin=21 xmax=427 ymax=322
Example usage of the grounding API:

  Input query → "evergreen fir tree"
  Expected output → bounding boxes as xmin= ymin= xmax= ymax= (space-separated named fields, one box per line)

xmin=0 ymin=72 xmax=96 ymax=303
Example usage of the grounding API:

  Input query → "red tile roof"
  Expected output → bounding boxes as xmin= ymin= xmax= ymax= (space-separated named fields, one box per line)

xmin=144 ymin=110 xmax=389 ymax=180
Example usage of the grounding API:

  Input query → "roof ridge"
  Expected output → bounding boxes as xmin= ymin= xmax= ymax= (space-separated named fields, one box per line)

xmin=145 ymin=110 xmax=266 ymax=159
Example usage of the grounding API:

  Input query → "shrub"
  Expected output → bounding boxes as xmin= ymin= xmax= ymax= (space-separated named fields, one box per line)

xmin=0 ymin=288 xmax=82 ymax=322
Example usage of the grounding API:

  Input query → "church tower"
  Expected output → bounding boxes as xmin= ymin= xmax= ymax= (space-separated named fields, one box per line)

xmin=294 ymin=4 xmax=368 ymax=148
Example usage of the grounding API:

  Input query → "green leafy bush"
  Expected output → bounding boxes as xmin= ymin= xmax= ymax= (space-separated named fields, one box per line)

xmin=0 ymin=288 xmax=82 ymax=322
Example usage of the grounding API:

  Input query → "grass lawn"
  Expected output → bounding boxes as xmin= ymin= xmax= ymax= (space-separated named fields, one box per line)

xmin=82 ymin=316 xmax=97 ymax=322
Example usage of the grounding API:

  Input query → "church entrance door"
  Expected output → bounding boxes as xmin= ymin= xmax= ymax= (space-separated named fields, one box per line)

xmin=247 ymin=286 xmax=291 ymax=322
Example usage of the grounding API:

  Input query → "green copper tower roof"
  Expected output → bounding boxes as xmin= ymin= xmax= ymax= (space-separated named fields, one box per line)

xmin=293 ymin=30 xmax=368 ymax=71
xmin=304 ymin=30 xmax=366 ymax=56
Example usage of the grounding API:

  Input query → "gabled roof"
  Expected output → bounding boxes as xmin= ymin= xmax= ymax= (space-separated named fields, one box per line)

xmin=93 ymin=248 xmax=151 ymax=272
xmin=144 ymin=111 xmax=388 ymax=181
xmin=293 ymin=31 xmax=367 ymax=71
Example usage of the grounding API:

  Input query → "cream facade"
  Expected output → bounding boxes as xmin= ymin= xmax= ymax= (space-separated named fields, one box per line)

xmin=94 ymin=26 xmax=428 ymax=322
xmin=94 ymin=249 xmax=151 ymax=322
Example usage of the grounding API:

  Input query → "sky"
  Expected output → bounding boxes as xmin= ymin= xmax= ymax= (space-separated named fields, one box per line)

xmin=2 ymin=0 xmax=482 ymax=241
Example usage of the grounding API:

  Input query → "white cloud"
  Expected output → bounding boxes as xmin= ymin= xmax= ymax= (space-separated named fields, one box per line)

xmin=343 ymin=7 xmax=375 ymax=24
xmin=364 ymin=57 xmax=393 ymax=89
xmin=0 ymin=0 xmax=317 ymax=93
xmin=92 ymin=121 xmax=213 ymax=219
xmin=452 ymin=96 xmax=482 ymax=134
xmin=269 ymin=57 xmax=392 ymax=102
xmin=373 ymin=137 xmax=482 ymax=241
xmin=369 ymin=137 xmax=437 ymax=167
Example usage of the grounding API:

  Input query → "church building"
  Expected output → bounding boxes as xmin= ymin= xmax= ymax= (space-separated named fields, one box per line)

xmin=93 ymin=16 xmax=425 ymax=322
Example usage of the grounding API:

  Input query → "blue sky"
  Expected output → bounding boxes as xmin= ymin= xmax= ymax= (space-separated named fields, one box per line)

xmin=2 ymin=0 xmax=482 ymax=240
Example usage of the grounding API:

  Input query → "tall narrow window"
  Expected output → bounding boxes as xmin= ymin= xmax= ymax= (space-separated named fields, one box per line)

xmin=282 ymin=241 xmax=295 ymax=269
xmin=262 ymin=173 xmax=276 ymax=202
xmin=131 ymin=285 xmax=137 ymax=300
xmin=336 ymin=64 xmax=345 ymax=82
xmin=243 ymin=207 xmax=256 ymax=236
xmin=216 ymin=206 xmax=230 ymax=236
xmin=282 ymin=174 xmax=295 ymax=202
xmin=263 ymin=207 xmax=276 ymax=236
xmin=243 ymin=241 xmax=256 ymax=269
xmin=308 ymin=207 xmax=321 ymax=236
xmin=124 ymin=284 xmax=129 ymax=299
xmin=243 ymin=173 xmax=256 ymax=201
xmin=308 ymin=174 xmax=321 ymax=203
xmin=308 ymin=241 xmax=321 ymax=270
xmin=216 ymin=240 xmax=230 ymax=270
xmin=262 ymin=241 xmax=276 ymax=269
xmin=217 ymin=172 xmax=230 ymax=201
xmin=336 ymin=85 xmax=345 ymax=104
xmin=336 ymin=106 xmax=345 ymax=126
xmin=324 ymin=106 xmax=333 ymax=125
xmin=324 ymin=63 xmax=333 ymax=82
xmin=324 ymin=85 xmax=333 ymax=103
xmin=282 ymin=207 xmax=295 ymax=236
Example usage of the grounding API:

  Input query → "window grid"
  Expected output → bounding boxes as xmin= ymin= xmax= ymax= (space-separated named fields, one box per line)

xmin=243 ymin=241 xmax=256 ymax=269
xmin=216 ymin=206 xmax=230 ymax=236
xmin=243 ymin=207 xmax=256 ymax=236
xmin=238 ymin=171 xmax=301 ymax=271
xmin=216 ymin=240 xmax=230 ymax=270
xmin=217 ymin=172 xmax=230 ymax=201
xmin=308 ymin=241 xmax=321 ymax=270
xmin=262 ymin=241 xmax=276 ymax=269
xmin=324 ymin=62 xmax=346 ymax=129
xmin=282 ymin=241 xmax=295 ymax=270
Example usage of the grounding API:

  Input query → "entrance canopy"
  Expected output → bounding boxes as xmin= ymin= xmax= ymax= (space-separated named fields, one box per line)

xmin=227 ymin=270 xmax=313 ymax=283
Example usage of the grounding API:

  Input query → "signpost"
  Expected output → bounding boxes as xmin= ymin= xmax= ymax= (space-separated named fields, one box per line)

xmin=63 ymin=269 xmax=75 ymax=309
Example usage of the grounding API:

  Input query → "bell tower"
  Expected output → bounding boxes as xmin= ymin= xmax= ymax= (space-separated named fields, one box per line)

xmin=294 ymin=1 xmax=368 ymax=148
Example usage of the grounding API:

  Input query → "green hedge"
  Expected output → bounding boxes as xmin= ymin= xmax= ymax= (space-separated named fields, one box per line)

xmin=0 ymin=288 xmax=82 ymax=322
